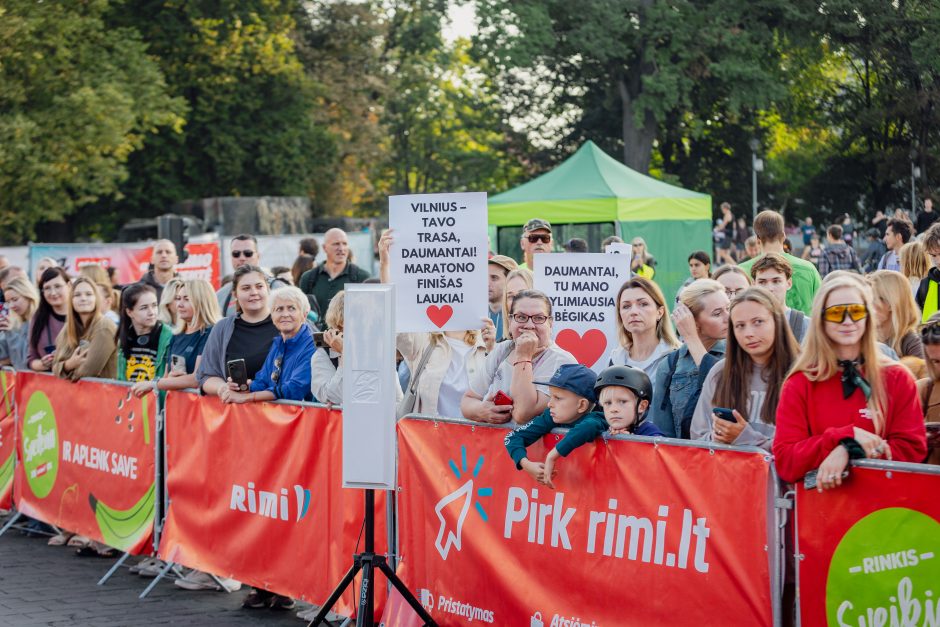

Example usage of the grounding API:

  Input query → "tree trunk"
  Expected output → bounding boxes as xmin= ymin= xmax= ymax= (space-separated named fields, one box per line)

xmin=617 ymin=76 xmax=657 ymax=173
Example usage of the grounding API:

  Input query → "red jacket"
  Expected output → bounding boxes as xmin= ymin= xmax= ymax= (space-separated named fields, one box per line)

xmin=773 ymin=362 xmax=927 ymax=483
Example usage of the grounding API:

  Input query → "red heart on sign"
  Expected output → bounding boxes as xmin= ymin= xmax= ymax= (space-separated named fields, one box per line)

xmin=555 ymin=329 xmax=607 ymax=367
xmin=426 ymin=305 xmax=453 ymax=328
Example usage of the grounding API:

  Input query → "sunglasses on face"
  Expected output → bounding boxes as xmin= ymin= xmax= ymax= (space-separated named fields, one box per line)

xmin=232 ymin=250 xmax=255 ymax=258
xmin=823 ymin=303 xmax=868 ymax=324
xmin=526 ymin=234 xmax=551 ymax=244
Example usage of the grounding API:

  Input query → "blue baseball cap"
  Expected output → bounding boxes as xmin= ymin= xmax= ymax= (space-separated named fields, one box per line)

xmin=534 ymin=364 xmax=598 ymax=403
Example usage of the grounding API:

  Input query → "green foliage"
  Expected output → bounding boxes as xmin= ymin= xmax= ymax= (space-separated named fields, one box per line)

xmin=0 ymin=0 xmax=185 ymax=244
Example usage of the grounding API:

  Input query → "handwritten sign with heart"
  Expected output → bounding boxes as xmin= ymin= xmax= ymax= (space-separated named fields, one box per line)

xmin=534 ymin=253 xmax=631 ymax=373
xmin=389 ymin=192 xmax=488 ymax=332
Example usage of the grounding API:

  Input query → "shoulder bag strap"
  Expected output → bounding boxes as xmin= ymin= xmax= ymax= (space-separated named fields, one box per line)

xmin=408 ymin=341 xmax=437 ymax=395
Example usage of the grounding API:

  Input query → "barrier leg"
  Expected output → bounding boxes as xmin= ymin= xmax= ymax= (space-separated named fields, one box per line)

xmin=139 ymin=560 xmax=182 ymax=599
xmin=0 ymin=510 xmax=22 ymax=537
xmin=97 ymin=551 xmax=131 ymax=586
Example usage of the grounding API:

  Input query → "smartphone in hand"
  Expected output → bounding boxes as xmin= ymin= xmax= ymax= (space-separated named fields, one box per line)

xmin=492 ymin=390 xmax=513 ymax=406
xmin=170 ymin=354 xmax=186 ymax=375
xmin=226 ymin=359 xmax=249 ymax=391
xmin=313 ymin=332 xmax=328 ymax=348
xmin=713 ymin=407 xmax=737 ymax=423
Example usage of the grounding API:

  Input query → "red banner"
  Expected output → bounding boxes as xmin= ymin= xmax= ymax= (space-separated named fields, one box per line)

xmin=13 ymin=372 xmax=156 ymax=554
xmin=795 ymin=464 xmax=940 ymax=626
xmin=158 ymin=392 xmax=386 ymax=616
xmin=0 ymin=369 xmax=15 ymax=510
xmin=396 ymin=418 xmax=775 ymax=626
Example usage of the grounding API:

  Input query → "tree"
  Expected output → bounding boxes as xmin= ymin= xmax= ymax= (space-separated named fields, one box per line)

xmin=0 ymin=0 xmax=185 ymax=244
xmin=473 ymin=0 xmax=795 ymax=174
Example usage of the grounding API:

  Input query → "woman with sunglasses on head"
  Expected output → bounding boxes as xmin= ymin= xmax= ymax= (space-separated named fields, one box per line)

xmin=28 ymin=267 xmax=71 ymax=372
xmin=463 ymin=289 xmax=576 ymax=425
xmin=774 ymin=276 xmax=927 ymax=489
xmin=691 ymin=287 xmax=799 ymax=451
xmin=218 ymin=286 xmax=314 ymax=404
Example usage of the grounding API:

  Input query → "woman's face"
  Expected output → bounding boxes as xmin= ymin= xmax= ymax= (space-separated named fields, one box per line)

xmin=695 ymin=291 xmax=730 ymax=342
xmin=96 ymin=285 xmax=113 ymax=312
xmin=36 ymin=260 xmax=54 ymax=277
xmin=716 ymin=272 xmax=749 ymax=300
xmin=175 ymin=287 xmax=193 ymax=324
xmin=42 ymin=275 xmax=68 ymax=308
xmin=689 ymin=258 xmax=709 ymax=279
xmin=871 ymin=294 xmax=891 ymax=329
xmin=925 ymin=344 xmax=940 ymax=376
xmin=505 ymin=276 xmax=529 ymax=305
xmin=823 ymin=286 xmax=867 ymax=348
xmin=128 ymin=292 xmax=158 ymax=331
xmin=272 ymin=298 xmax=304 ymax=334
xmin=71 ymin=282 xmax=98 ymax=316
xmin=509 ymin=297 xmax=552 ymax=348
xmin=618 ymin=287 xmax=663 ymax=338
xmin=6 ymin=291 xmax=29 ymax=318
xmin=732 ymin=300 xmax=775 ymax=365
xmin=236 ymin=272 xmax=269 ymax=315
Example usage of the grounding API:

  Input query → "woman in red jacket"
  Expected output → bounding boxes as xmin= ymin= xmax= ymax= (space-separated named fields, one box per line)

xmin=773 ymin=275 xmax=927 ymax=488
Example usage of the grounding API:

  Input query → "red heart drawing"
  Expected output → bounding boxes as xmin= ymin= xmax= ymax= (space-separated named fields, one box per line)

xmin=555 ymin=328 xmax=608 ymax=367
xmin=426 ymin=305 xmax=454 ymax=328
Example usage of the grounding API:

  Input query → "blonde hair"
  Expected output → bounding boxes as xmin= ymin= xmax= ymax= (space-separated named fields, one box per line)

xmin=2 ymin=276 xmax=39 ymax=326
xmin=64 ymin=277 xmax=103 ymax=349
xmin=502 ymin=267 xmax=534 ymax=340
xmin=159 ymin=278 xmax=184 ymax=325
xmin=615 ymin=277 xmax=679 ymax=352
xmin=79 ymin=264 xmax=110 ymax=286
xmin=430 ymin=330 xmax=480 ymax=347
xmin=177 ymin=279 xmax=221 ymax=333
xmin=899 ymin=240 xmax=930 ymax=283
xmin=868 ymin=270 xmax=920 ymax=356
xmin=789 ymin=275 xmax=887 ymax=435
xmin=325 ymin=290 xmax=345 ymax=330
xmin=679 ymin=279 xmax=726 ymax=318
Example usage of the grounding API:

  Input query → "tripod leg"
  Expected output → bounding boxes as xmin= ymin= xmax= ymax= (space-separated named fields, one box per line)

xmin=377 ymin=561 xmax=438 ymax=627
xmin=308 ymin=562 xmax=362 ymax=627
xmin=356 ymin=558 xmax=374 ymax=627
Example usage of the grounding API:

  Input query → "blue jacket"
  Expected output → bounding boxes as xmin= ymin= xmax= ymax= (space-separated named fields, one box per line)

xmin=250 ymin=324 xmax=316 ymax=402
xmin=649 ymin=340 xmax=726 ymax=439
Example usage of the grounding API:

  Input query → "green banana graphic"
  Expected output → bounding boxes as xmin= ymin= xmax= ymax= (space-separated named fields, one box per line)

xmin=0 ymin=452 xmax=12 ymax=494
xmin=89 ymin=481 xmax=155 ymax=552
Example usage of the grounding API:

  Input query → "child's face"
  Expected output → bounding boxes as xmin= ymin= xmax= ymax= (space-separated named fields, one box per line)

xmin=928 ymin=247 xmax=940 ymax=269
xmin=600 ymin=386 xmax=649 ymax=431
xmin=547 ymin=386 xmax=587 ymax=424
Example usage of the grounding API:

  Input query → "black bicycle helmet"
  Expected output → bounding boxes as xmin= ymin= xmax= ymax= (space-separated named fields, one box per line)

xmin=594 ymin=365 xmax=653 ymax=429
xmin=595 ymin=365 xmax=652 ymax=401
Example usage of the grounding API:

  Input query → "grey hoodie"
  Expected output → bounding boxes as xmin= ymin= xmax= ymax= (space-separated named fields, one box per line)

xmin=0 ymin=323 xmax=30 ymax=370
xmin=690 ymin=359 xmax=775 ymax=452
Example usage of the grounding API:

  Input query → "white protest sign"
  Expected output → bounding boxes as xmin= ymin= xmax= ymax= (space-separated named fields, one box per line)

xmin=389 ymin=192 xmax=488 ymax=332
xmin=605 ymin=242 xmax=631 ymax=256
xmin=534 ymin=253 xmax=630 ymax=372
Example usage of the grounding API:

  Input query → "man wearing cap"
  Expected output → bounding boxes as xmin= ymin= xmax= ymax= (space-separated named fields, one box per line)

xmin=519 ymin=219 xmax=554 ymax=270
xmin=487 ymin=254 xmax=518 ymax=339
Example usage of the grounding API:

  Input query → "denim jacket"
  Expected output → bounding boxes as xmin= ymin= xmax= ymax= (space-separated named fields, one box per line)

xmin=649 ymin=340 xmax=726 ymax=439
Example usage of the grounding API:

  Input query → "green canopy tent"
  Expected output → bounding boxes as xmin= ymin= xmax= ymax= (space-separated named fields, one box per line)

xmin=489 ymin=140 xmax=712 ymax=301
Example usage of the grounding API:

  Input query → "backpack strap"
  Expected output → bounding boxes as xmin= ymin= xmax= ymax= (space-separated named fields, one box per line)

xmin=787 ymin=308 xmax=805 ymax=341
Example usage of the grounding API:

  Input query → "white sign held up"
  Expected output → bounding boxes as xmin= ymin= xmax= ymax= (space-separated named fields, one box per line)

xmin=389 ymin=192 xmax=488 ymax=332
xmin=534 ymin=253 xmax=630 ymax=373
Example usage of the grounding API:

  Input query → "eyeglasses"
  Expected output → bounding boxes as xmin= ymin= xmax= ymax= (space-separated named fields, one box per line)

xmin=823 ymin=303 xmax=868 ymax=324
xmin=526 ymin=234 xmax=551 ymax=244
xmin=725 ymin=288 xmax=744 ymax=299
xmin=511 ymin=313 xmax=549 ymax=325
xmin=232 ymin=250 xmax=255 ymax=258
xmin=271 ymin=357 xmax=283 ymax=383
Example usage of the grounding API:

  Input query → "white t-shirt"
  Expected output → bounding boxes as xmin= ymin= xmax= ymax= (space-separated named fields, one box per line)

xmin=436 ymin=338 xmax=472 ymax=419
xmin=471 ymin=341 xmax=577 ymax=400
xmin=608 ymin=339 xmax=674 ymax=390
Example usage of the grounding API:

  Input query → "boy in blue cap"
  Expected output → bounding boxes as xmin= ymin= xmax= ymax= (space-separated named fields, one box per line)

xmin=505 ymin=364 xmax=663 ymax=488
xmin=504 ymin=363 xmax=605 ymax=486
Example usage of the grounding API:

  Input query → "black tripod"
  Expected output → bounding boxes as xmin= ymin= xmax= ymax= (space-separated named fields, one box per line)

xmin=308 ymin=489 xmax=437 ymax=627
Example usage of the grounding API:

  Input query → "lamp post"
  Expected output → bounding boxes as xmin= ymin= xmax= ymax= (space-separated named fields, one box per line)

xmin=749 ymin=138 xmax=763 ymax=222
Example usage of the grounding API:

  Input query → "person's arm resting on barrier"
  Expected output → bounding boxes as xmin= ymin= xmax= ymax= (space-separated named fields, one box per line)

xmin=73 ymin=321 xmax=115 ymax=380
xmin=311 ymin=349 xmax=343 ymax=404
xmin=504 ymin=411 xmax=555 ymax=483
xmin=509 ymin=334 xmax=548 ymax=424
